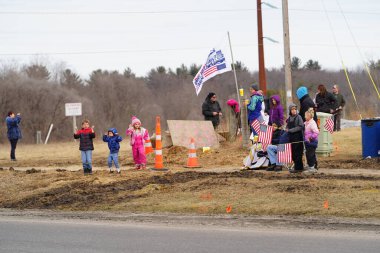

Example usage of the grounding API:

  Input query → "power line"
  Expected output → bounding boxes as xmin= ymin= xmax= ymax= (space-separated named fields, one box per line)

xmin=1 ymin=42 xmax=380 ymax=57
xmin=0 ymin=8 xmax=379 ymax=15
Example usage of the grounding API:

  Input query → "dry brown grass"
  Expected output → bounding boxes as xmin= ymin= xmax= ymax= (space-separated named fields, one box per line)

xmin=0 ymin=127 xmax=379 ymax=218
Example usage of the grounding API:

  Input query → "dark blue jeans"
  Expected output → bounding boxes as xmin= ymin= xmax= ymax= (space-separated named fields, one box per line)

xmin=9 ymin=139 xmax=18 ymax=160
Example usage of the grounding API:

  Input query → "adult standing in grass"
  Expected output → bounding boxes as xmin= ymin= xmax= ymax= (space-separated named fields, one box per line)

xmin=315 ymin=84 xmax=337 ymax=114
xmin=332 ymin=84 xmax=345 ymax=131
xmin=6 ymin=111 xmax=22 ymax=161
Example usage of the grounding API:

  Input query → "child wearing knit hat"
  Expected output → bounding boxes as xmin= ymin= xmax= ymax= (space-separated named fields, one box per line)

xmin=126 ymin=116 xmax=149 ymax=170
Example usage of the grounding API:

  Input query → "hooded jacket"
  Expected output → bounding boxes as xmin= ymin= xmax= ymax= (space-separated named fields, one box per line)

xmin=296 ymin=86 xmax=318 ymax=122
xmin=286 ymin=103 xmax=304 ymax=142
xmin=247 ymin=92 xmax=263 ymax=122
xmin=202 ymin=95 xmax=222 ymax=127
xmin=6 ymin=115 xmax=22 ymax=140
xmin=268 ymin=95 xmax=284 ymax=127
xmin=103 ymin=128 xmax=122 ymax=153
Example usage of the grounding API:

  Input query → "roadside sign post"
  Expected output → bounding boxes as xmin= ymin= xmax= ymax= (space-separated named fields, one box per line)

xmin=65 ymin=103 xmax=82 ymax=141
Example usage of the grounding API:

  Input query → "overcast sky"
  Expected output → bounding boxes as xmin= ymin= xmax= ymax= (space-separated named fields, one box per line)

xmin=1 ymin=0 xmax=379 ymax=78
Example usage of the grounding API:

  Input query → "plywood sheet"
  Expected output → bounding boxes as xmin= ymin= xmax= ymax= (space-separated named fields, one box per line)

xmin=167 ymin=120 xmax=219 ymax=148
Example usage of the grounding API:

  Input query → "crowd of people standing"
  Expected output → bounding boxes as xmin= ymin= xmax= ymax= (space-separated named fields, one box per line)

xmin=202 ymin=82 xmax=345 ymax=174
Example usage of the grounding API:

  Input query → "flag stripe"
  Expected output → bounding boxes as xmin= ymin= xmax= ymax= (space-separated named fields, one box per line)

xmin=258 ymin=125 xmax=273 ymax=151
xmin=278 ymin=143 xmax=292 ymax=164
xmin=192 ymin=48 xmax=232 ymax=95
xmin=324 ymin=117 xmax=334 ymax=134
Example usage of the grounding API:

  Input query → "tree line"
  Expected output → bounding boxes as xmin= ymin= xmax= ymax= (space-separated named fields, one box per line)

xmin=0 ymin=59 xmax=379 ymax=143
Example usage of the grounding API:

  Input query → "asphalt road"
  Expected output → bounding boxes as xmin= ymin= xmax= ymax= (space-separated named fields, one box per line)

xmin=0 ymin=217 xmax=379 ymax=253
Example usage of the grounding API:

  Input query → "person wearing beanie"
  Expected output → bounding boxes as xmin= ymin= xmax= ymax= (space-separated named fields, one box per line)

xmin=103 ymin=128 xmax=123 ymax=173
xmin=126 ymin=116 xmax=149 ymax=170
xmin=247 ymin=84 xmax=264 ymax=135
xmin=202 ymin=92 xmax=222 ymax=129
xmin=296 ymin=86 xmax=317 ymax=123
xmin=286 ymin=103 xmax=304 ymax=172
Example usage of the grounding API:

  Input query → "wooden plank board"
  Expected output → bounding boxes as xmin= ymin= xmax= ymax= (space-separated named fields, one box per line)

xmin=167 ymin=120 xmax=219 ymax=148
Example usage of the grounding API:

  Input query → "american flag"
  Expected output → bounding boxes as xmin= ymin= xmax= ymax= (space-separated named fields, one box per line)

xmin=192 ymin=48 xmax=231 ymax=95
xmin=251 ymin=116 xmax=265 ymax=135
xmin=324 ymin=117 xmax=334 ymax=134
xmin=203 ymin=64 xmax=227 ymax=78
xmin=258 ymin=124 xmax=273 ymax=150
xmin=277 ymin=143 xmax=292 ymax=164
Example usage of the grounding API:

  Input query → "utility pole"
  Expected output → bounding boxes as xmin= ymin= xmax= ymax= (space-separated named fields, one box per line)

xmin=257 ymin=0 xmax=267 ymax=95
xmin=282 ymin=0 xmax=293 ymax=110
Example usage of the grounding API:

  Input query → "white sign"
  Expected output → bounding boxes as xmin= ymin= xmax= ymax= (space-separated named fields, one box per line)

xmin=65 ymin=103 xmax=82 ymax=116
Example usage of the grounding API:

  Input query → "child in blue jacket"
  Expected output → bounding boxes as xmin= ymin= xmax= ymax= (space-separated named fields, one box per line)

xmin=103 ymin=128 xmax=123 ymax=173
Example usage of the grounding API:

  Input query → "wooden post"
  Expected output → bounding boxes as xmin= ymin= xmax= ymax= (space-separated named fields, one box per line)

xmin=257 ymin=0 xmax=267 ymax=95
xmin=227 ymin=107 xmax=238 ymax=142
xmin=240 ymin=98 xmax=250 ymax=148
xmin=73 ymin=116 xmax=77 ymax=142
xmin=282 ymin=0 xmax=293 ymax=110
xmin=36 ymin=131 xmax=42 ymax=144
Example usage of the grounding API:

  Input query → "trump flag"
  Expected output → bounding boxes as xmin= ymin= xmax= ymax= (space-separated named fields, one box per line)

xmin=193 ymin=48 xmax=231 ymax=95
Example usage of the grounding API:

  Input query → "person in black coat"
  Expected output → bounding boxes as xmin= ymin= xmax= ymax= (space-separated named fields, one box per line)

xmin=296 ymin=86 xmax=317 ymax=122
xmin=315 ymin=84 xmax=337 ymax=114
xmin=202 ymin=92 xmax=222 ymax=129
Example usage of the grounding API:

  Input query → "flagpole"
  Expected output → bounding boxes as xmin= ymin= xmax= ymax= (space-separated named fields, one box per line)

xmin=228 ymin=31 xmax=249 ymax=148
xmin=227 ymin=31 xmax=240 ymax=106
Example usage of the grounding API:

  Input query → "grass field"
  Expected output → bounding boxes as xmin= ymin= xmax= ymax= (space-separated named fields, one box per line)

xmin=0 ymin=127 xmax=379 ymax=218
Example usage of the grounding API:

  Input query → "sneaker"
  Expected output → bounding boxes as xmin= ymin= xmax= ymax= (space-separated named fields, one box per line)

xmin=274 ymin=165 xmax=283 ymax=172
xmin=116 ymin=170 xmax=121 ymax=174
xmin=109 ymin=169 xmax=114 ymax=173
xmin=303 ymin=168 xmax=317 ymax=175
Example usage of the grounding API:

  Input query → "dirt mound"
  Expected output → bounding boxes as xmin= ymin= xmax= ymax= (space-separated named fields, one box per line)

xmin=2 ymin=170 xmax=378 ymax=210
xmin=320 ymin=158 xmax=380 ymax=170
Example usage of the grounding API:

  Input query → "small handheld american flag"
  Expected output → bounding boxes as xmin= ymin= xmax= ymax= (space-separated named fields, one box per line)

xmin=277 ymin=143 xmax=292 ymax=164
xmin=258 ymin=124 xmax=273 ymax=150
xmin=324 ymin=117 xmax=334 ymax=134
xmin=250 ymin=116 xmax=265 ymax=135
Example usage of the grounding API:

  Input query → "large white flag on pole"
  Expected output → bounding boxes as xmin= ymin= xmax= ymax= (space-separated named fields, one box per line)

xmin=192 ymin=48 xmax=231 ymax=95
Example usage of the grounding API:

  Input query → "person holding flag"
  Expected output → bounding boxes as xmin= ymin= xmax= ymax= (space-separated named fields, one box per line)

xmin=286 ymin=103 xmax=304 ymax=173
xmin=247 ymin=84 xmax=264 ymax=135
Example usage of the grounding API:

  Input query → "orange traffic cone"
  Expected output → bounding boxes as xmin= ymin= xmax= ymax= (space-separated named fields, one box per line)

xmin=184 ymin=138 xmax=202 ymax=168
xmin=144 ymin=137 xmax=154 ymax=155
xmin=150 ymin=116 xmax=168 ymax=171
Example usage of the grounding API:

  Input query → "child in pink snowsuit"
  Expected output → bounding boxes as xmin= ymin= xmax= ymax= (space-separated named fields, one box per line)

xmin=126 ymin=116 xmax=149 ymax=170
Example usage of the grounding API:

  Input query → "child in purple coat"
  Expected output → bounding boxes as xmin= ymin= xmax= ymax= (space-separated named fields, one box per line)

xmin=268 ymin=95 xmax=284 ymax=127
